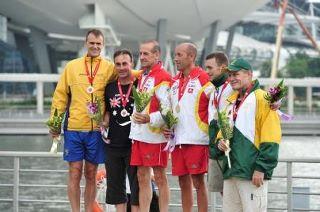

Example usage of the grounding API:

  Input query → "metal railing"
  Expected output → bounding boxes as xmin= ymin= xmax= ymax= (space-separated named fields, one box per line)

xmin=0 ymin=73 xmax=320 ymax=115
xmin=0 ymin=151 xmax=320 ymax=211
xmin=0 ymin=74 xmax=59 ymax=114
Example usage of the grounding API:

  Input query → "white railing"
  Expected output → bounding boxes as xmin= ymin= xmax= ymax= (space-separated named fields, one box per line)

xmin=0 ymin=74 xmax=320 ymax=115
xmin=0 ymin=74 xmax=59 ymax=114
xmin=0 ymin=151 xmax=320 ymax=212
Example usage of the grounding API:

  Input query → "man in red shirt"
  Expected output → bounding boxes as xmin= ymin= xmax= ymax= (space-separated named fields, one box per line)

xmin=165 ymin=43 xmax=213 ymax=212
xmin=130 ymin=40 xmax=171 ymax=212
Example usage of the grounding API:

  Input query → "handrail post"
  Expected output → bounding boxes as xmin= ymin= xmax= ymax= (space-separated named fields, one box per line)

xmin=287 ymin=162 xmax=293 ymax=212
xmin=212 ymin=192 xmax=217 ymax=212
xmin=208 ymin=192 xmax=213 ymax=212
xmin=306 ymin=86 xmax=312 ymax=113
xmin=13 ymin=157 xmax=20 ymax=212
xmin=288 ymin=86 xmax=294 ymax=115
xmin=36 ymin=81 xmax=44 ymax=114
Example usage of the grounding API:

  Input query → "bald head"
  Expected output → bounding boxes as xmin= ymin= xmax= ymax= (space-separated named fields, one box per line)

xmin=174 ymin=42 xmax=198 ymax=72
xmin=177 ymin=43 xmax=197 ymax=61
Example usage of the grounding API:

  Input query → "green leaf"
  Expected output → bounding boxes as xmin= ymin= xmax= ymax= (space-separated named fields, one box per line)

xmin=217 ymin=109 xmax=233 ymax=140
xmin=54 ymin=108 xmax=58 ymax=116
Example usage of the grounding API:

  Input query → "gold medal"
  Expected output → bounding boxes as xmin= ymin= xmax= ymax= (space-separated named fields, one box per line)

xmin=175 ymin=105 xmax=180 ymax=113
xmin=87 ymin=86 xmax=94 ymax=94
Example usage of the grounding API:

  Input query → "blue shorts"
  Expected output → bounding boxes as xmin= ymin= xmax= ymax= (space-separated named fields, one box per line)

xmin=63 ymin=130 xmax=106 ymax=164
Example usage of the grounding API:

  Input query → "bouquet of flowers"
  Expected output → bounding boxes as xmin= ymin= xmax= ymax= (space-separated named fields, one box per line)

xmin=132 ymin=86 xmax=153 ymax=112
xmin=265 ymin=79 xmax=292 ymax=121
xmin=87 ymin=96 xmax=103 ymax=124
xmin=264 ymin=79 xmax=288 ymax=103
xmin=161 ymin=105 xmax=178 ymax=152
xmin=217 ymin=109 xmax=233 ymax=168
xmin=161 ymin=106 xmax=178 ymax=130
xmin=87 ymin=96 xmax=110 ymax=143
xmin=46 ymin=108 xmax=65 ymax=153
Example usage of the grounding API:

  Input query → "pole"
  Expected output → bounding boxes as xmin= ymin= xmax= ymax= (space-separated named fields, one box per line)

xmin=288 ymin=6 xmax=320 ymax=54
xmin=271 ymin=0 xmax=288 ymax=79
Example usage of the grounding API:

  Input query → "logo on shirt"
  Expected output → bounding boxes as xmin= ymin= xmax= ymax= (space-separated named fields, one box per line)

xmin=187 ymin=81 xmax=196 ymax=94
xmin=143 ymin=153 xmax=156 ymax=161
xmin=190 ymin=163 xmax=199 ymax=169
xmin=172 ymin=84 xmax=178 ymax=95
xmin=110 ymin=96 xmax=120 ymax=108
xmin=187 ymin=88 xmax=194 ymax=93
xmin=141 ymin=78 xmax=154 ymax=91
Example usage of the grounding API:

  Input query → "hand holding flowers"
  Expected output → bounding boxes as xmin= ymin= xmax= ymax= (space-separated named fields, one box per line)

xmin=132 ymin=86 xmax=154 ymax=125
xmin=264 ymin=79 xmax=288 ymax=104
xmin=161 ymin=106 xmax=178 ymax=130
xmin=265 ymin=79 xmax=293 ymax=121
xmin=217 ymin=108 xmax=233 ymax=168
xmin=132 ymin=86 xmax=153 ymax=113
xmin=87 ymin=96 xmax=110 ymax=143
xmin=46 ymin=108 xmax=65 ymax=153
xmin=161 ymin=105 xmax=178 ymax=152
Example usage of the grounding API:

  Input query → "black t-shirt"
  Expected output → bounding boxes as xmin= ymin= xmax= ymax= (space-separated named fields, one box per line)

xmin=105 ymin=80 xmax=136 ymax=150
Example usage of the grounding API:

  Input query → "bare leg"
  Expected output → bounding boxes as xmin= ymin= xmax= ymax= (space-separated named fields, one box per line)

xmin=153 ymin=167 xmax=169 ymax=212
xmin=178 ymin=174 xmax=193 ymax=212
xmin=131 ymin=205 xmax=140 ymax=212
xmin=137 ymin=166 xmax=152 ymax=212
xmin=68 ymin=161 xmax=83 ymax=212
xmin=191 ymin=174 xmax=208 ymax=212
xmin=115 ymin=203 xmax=126 ymax=212
xmin=84 ymin=161 xmax=98 ymax=212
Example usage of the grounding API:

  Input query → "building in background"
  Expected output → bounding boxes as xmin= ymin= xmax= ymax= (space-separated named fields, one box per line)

xmin=0 ymin=0 xmax=319 ymax=96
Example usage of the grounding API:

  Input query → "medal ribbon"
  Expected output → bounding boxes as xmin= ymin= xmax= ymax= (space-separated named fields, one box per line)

xmin=117 ymin=80 xmax=133 ymax=108
xmin=137 ymin=62 xmax=162 ymax=91
xmin=138 ymin=72 xmax=152 ymax=91
xmin=178 ymin=74 xmax=191 ymax=101
xmin=232 ymin=83 xmax=254 ymax=121
xmin=84 ymin=58 xmax=101 ymax=85
xmin=213 ymin=80 xmax=229 ymax=111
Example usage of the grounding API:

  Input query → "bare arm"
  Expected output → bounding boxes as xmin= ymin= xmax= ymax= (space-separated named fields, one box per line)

xmin=102 ymin=111 xmax=110 ymax=128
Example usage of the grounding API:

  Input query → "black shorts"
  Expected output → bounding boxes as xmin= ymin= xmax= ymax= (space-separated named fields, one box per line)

xmin=105 ymin=148 xmax=139 ymax=205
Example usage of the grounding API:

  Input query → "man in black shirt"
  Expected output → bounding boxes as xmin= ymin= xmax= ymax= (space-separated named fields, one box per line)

xmin=103 ymin=49 xmax=139 ymax=212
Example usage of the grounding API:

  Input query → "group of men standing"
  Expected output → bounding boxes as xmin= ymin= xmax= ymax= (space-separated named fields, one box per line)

xmin=50 ymin=29 xmax=281 ymax=212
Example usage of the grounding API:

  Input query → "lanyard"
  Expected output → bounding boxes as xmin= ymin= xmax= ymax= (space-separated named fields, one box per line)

xmin=117 ymin=80 xmax=133 ymax=108
xmin=138 ymin=62 xmax=163 ymax=91
xmin=84 ymin=58 xmax=101 ymax=85
xmin=232 ymin=83 xmax=253 ymax=121
xmin=213 ymin=81 xmax=229 ymax=110
xmin=178 ymin=75 xmax=191 ymax=101
xmin=138 ymin=71 xmax=152 ymax=91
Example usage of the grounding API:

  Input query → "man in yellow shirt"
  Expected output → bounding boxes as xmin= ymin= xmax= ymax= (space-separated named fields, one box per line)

xmin=49 ymin=29 xmax=116 ymax=212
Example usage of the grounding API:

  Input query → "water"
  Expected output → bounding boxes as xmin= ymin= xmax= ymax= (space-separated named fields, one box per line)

xmin=0 ymin=135 xmax=69 ymax=212
xmin=0 ymin=135 xmax=320 ymax=211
